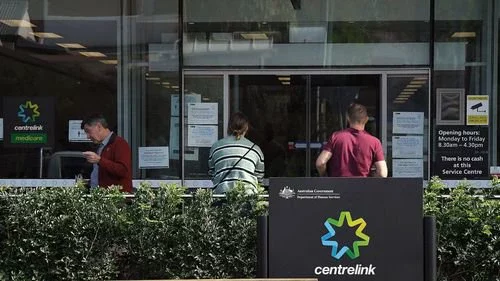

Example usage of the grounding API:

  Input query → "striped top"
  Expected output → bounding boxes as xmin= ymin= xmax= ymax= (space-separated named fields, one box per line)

xmin=208 ymin=136 xmax=265 ymax=194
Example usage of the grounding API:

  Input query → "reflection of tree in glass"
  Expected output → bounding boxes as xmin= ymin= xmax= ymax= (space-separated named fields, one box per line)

xmin=441 ymin=93 xmax=460 ymax=121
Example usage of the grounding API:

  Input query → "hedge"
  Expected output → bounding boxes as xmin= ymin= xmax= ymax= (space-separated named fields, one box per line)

xmin=0 ymin=178 xmax=499 ymax=280
xmin=0 ymin=183 xmax=267 ymax=280
xmin=424 ymin=177 xmax=500 ymax=281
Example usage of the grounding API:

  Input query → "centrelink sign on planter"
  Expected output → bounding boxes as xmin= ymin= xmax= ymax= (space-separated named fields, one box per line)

xmin=3 ymin=97 xmax=54 ymax=147
xmin=269 ymin=177 xmax=423 ymax=281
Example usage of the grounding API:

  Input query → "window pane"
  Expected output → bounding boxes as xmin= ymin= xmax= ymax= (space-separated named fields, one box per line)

xmin=183 ymin=75 xmax=224 ymax=179
xmin=230 ymin=75 xmax=307 ymax=177
xmin=387 ymin=74 xmax=429 ymax=179
xmin=122 ymin=0 xmax=181 ymax=180
xmin=184 ymin=0 xmax=430 ymax=67
xmin=0 ymin=0 xmax=119 ymax=178
xmin=432 ymin=0 xmax=491 ymax=179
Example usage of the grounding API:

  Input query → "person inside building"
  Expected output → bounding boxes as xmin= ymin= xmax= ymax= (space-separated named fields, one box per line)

xmin=315 ymin=103 xmax=388 ymax=177
xmin=81 ymin=113 xmax=133 ymax=193
xmin=208 ymin=112 xmax=265 ymax=194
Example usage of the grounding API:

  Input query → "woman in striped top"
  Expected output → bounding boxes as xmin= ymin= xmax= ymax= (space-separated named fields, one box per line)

xmin=208 ymin=112 xmax=265 ymax=194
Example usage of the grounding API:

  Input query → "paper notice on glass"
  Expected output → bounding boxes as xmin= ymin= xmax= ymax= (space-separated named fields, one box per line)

xmin=393 ymin=112 xmax=424 ymax=134
xmin=188 ymin=103 xmax=218 ymax=124
xmin=392 ymin=159 xmax=423 ymax=178
xmin=171 ymin=94 xmax=202 ymax=117
xmin=68 ymin=120 xmax=91 ymax=142
xmin=0 ymin=118 xmax=3 ymax=140
xmin=392 ymin=136 xmax=423 ymax=158
xmin=169 ymin=117 xmax=199 ymax=161
xmin=187 ymin=125 xmax=218 ymax=147
xmin=138 ymin=146 xmax=169 ymax=169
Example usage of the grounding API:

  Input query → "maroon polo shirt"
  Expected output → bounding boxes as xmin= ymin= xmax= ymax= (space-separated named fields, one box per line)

xmin=322 ymin=128 xmax=384 ymax=177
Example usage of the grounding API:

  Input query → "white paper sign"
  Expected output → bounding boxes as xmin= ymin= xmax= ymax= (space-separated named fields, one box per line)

xmin=392 ymin=136 xmax=423 ymax=158
xmin=138 ymin=146 xmax=169 ymax=169
xmin=0 ymin=118 xmax=3 ymax=140
xmin=393 ymin=112 xmax=424 ymax=134
xmin=68 ymin=120 xmax=91 ymax=142
xmin=188 ymin=103 xmax=218 ymax=124
xmin=187 ymin=125 xmax=218 ymax=147
xmin=392 ymin=159 xmax=423 ymax=178
xmin=171 ymin=94 xmax=201 ymax=117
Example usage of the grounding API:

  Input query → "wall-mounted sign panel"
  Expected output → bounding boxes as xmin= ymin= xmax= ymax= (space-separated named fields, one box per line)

xmin=3 ymin=97 xmax=54 ymax=147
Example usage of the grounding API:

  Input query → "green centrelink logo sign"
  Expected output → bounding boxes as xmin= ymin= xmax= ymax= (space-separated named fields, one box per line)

xmin=3 ymin=96 xmax=54 ymax=147
xmin=17 ymin=100 xmax=41 ymax=124
xmin=11 ymin=100 xmax=46 ymax=144
xmin=315 ymin=211 xmax=375 ymax=276
xmin=321 ymin=211 xmax=370 ymax=260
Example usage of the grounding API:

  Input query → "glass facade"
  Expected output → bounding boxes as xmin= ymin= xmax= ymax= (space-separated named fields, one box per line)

xmin=183 ymin=0 xmax=430 ymax=67
xmin=0 ymin=0 xmax=180 ymax=182
xmin=432 ymin=0 xmax=493 ymax=180
xmin=0 ymin=0 xmax=498 ymax=187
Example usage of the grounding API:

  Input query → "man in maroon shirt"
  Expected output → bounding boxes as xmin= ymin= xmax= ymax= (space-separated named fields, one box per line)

xmin=81 ymin=114 xmax=133 ymax=193
xmin=316 ymin=103 xmax=388 ymax=177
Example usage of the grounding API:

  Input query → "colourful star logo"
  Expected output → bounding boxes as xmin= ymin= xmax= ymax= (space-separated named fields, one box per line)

xmin=321 ymin=211 xmax=370 ymax=260
xmin=17 ymin=100 xmax=40 ymax=123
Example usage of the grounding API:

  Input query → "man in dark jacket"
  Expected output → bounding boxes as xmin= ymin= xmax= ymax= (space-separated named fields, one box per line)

xmin=81 ymin=114 xmax=132 ymax=193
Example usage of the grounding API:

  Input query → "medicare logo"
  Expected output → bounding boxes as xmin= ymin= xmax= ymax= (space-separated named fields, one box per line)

xmin=321 ymin=211 xmax=370 ymax=260
xmin=17 ymin=100 xmax=40 ymax=124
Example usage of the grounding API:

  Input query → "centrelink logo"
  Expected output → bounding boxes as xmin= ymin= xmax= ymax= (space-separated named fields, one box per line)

xmin=321 ymin=211 xmax=370 ymax=259
xmin=17 ymin=100 xmax=40 ymax=124
xmin=315 ymin=211 xmax=375 ymax=276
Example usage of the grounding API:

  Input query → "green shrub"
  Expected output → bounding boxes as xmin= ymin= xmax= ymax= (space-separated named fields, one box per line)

xmin=0 ymin=185 xmax=125 ymax=281
xmin=1 ymin=178 xmax=498 ymax=280
xmin=424 ymin=176 xmax=500 ymax=281
xmin=0 ymin=182 xmax=267 ymax=280
xmin=120 ymin=182 xmax=267 ymax=279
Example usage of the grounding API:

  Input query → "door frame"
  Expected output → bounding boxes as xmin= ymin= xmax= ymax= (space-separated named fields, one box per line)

xmin=183 ymin=68 xmax=431 ymax=186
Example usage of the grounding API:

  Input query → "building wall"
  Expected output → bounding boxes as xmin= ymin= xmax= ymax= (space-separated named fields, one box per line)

xmin=0 ymin=0 xmax=497 ymax=186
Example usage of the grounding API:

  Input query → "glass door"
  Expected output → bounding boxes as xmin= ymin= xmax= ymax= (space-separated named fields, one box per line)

xmin=229 ymin=74 xmax=308 ymax=177
xmin=310 ymin=75 xmax=381 ymax=176
xmin=186 ymin=69 xmax=430 ymax=186
xmin=228 ymin=74 xmax=381 ymax=178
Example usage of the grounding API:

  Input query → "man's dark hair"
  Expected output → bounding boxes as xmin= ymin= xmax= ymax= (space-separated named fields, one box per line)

xmin=81 ymin=113 xmax=109 ymax=129
xmin=347 ymin=103 xmax=368 ymax=124
xmin=228 ymin=112 xmax=249 ymax=140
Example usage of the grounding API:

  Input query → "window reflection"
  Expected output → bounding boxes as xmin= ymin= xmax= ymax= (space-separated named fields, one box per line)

xmin=0 ymin=0 xmax=119 ymax=178
xmin=184 ymin=0 xmax=430 ymax=66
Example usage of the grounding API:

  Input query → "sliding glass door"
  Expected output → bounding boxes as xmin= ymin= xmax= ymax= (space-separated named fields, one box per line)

xmin=183 ymin=69 xmax=429 ymax=186
xmin=228 ymin=74 xmax=381 ymax=177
